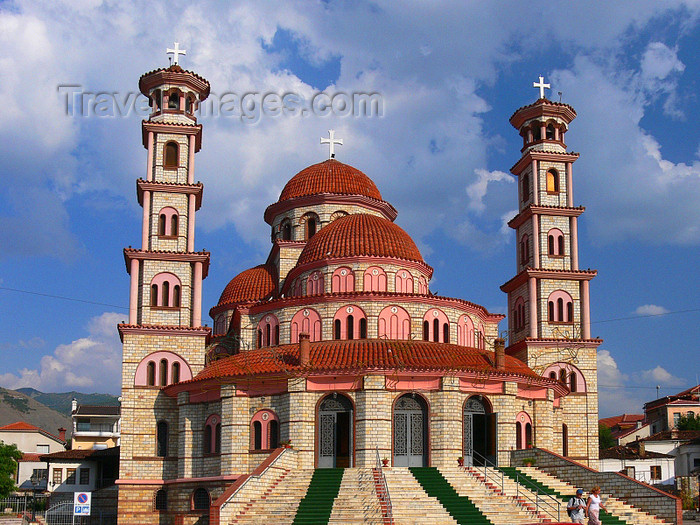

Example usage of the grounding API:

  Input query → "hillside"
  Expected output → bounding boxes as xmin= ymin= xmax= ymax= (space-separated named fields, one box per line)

xmin=0 ymin=388 xmax=71 ymax=437
xmin=16 ymin=388 xmax=119 ymax=417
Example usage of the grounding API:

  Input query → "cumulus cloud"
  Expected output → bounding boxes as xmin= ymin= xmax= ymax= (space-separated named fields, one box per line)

xmin=0 ymin=312 xmax=122 ymax=394
xmin=466 ymin=169 xmax=513 ymax=214
xmin=638 ymin=366 xmax=685 ymax=387
xmin=634 ymin=304 xmax=670 ymax=316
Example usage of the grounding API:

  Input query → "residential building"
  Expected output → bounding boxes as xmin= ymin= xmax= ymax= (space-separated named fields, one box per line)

xmin=645 ymin=384 xmax=700 ymax=434
xmin=70 ymin=399 xmax=121 ymax=450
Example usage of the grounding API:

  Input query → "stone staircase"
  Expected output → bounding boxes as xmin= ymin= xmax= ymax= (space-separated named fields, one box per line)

xmin=230 ymin=469 xmax=314 ymax=524
xmin=519 ymin=466 xmax=672 ymax=525
xmin=383 ymin=468 xmax=458 ymax=524
xmin=439 ymin=466 xmax=554 ymax=524
xmin=328 ymin=468 xmax=384 ymax=524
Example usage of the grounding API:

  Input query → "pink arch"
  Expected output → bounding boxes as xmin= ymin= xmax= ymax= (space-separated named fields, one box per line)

xmin=417 ymin=276 xmax=428 ymax=295
xmin=547 ymin=290 xmax=573 ymax=322
xmin=547 ymin=228 xmax=564 ymax=255
xmin=290 ymin=308 xmax=322 ymax=343
xmin=543 ymin=362 xmax=587 ymax=393
xmin=158 ymin=207 xmax=179 ymax=237
xmin=423 ymin=308 xmax=449 ymax=342
xmin=306 ymin=270 xmax=324 ymax=296
xmin=378 ymin=305 xmax=411 ymax=340
xmin=395 ymin=269 xmax=414 ymax=293
xmin=251 ymin=409 xmax=279 ymax=450
xmin=150 ymin=272 xmax=182 ymax=307
xmin=134 ymin=351 xmax=192 ymax=386
xmin=256 ymin=314 xmax=280 ymax=347
xmin=363 ymin=266 xmax=387 ymax=292
xmin=515 ymin=411 xmax=533 ymax=449
xmin=332 ymin=305 xmax=367 ymax=339
xmin=457 ymin=315 xmax=474 ymax=347
xmin=476 ymin=322 xmax=486 ymax=349
xmin=331 ymin=267 xmax=355 ymax=293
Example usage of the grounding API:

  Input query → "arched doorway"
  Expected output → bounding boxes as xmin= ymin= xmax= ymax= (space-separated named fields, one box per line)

xmin=463 ymin=396 xmax=497 ymax=466
xmin=393 ymin=394 xmax=428 ymax=467
xmin=317 ymin=394 xmax=353 ymax=468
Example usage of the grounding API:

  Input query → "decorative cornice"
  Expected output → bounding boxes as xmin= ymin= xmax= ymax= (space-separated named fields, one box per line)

xmin=264 ymin=193 xmax=398 ymax=225
xmin=141 ymin=121 xmax=203 ymax=152
xmin=500 ymin=267 xmax=597 ymax=293
xmin=510 ymin=150 xmax=580 ymax=175
xmin=138 ymin=66 xmax=210 ymax=99
xmin=123 ymin=248 xmax=210 ymax=278
xmin=137 ymin=179 xmax=203 ymax=209
xmin=508 ymin=205 xmax=585 ymax=229
xmin=118 ymin=323 xmax=211 ymax=342
xmin=509 ymin=99 xmax=577 ymax=130
xmin=506 ymin=337 xmax=603 ymax=356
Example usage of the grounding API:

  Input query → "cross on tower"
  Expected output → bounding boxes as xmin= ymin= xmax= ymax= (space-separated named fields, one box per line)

xmin=533 ymin=75 xmax=551 ymax=100
xmin=320 ymin=129 xmax=343 ymax=159
xmin=166 ymin=42 xmax=187 ymax=65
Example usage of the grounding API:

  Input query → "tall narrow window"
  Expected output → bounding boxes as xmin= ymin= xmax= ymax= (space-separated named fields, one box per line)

xmin=559 ymin=368 xmax=567 ymax=384
xmin=171 ymin=362 xmax=180 ymax=384
xmin=433 ymin=319 xmax=439 ymax=342
xmin=334 ymin=319 xmax=341 ymax=339
xmin=185 ymin=96 xmax=192 ymax=113
xmin=171 ymin=215 xmax=178 ymax=236
xmin=156 ymin=421 xmax=168 ymax=457
xmin=281 ymin=219 xmax=291 ymax=240
xmin=347 ymin=315 xmax=354 ymax=340
xmin=162 ymin=281 xmax=170 ymax=306
xmin=562 ymin=424 xmax=569 ymax=456
xmin=253 ymin=421 xmax=262 ymax=450
xmin=307 ymin=217 xmax=317 ymax=238
xmin=147 ymin=361 xmax=156 ymax=386
xmin=566 ymin=302 xmax=573 ymax=323
xmin=150 ymin=285 xmax=158 ymax=306
xmin=154 ymin=489 xmax=167 ymax=511
xmin=558 ymin=235 xmax=565 ymax=255
xmin=443 ymin=323 xmax=450 ymax=344
xmin=557 ymin=298 xmax=564 ymax=321
xmin=265 ymin=324 xmax=271 ymax=346
xmin=173 ymin=285 xmax=181 ymax=308
xmin=269 ymin=420 xmax=279 ymax=449
xmin=164 ymin=142 xmax=178 ymax=168
xmin=548 ymin=234 xmax=555 ymax=255
xmin=570 ymin=372 xmax=578 ymax=392
xmin=192 ymin=488 xmax=209 ymax=511
xmin=256 ymin=330 xmax=262 ymax=349
xmin=168 ymin=93 xmax=179 ymax=110
xmin=215 ymin=423 xmax=221 ymax=453
xmin=423 ymin=321 xmax=429 ymax=341
xmin=159 ymin=359 xmax=168 ymax=386
xmin=360 ymin=318 xmax=367 ymax=339
xmin=159 ymin=214 xmax=166 ymax=235
xmin=204 ymin=425 xmax=212 ymax=454
xmin=521 ymin=173 xmax=529 ymax=202
xmin=546 ymin=124 xmax=555 ymax=140
xmin=546 ymin=169 xmax=559 ymax=193
xmin=274 ymin=325 xmax=280 ymax=345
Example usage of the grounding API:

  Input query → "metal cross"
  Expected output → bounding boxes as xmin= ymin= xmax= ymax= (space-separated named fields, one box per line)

xmin=533 ymin=75 xmax=551 ymax=99
xmin=166 ymin=42 xmax=187 ymax=65
xmin=320 ymin=129 xmax=343 ymax=159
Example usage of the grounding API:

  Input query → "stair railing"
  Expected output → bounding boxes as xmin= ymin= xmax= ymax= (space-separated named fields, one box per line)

xmin=471 ymin=450 xmax=560 ymax=522
xmin=374 ymin=446 xmax=394 ymax=524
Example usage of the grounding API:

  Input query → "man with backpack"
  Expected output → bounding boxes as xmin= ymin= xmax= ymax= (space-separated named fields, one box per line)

xmin=567 ymin=488 xmax=587 ymax=523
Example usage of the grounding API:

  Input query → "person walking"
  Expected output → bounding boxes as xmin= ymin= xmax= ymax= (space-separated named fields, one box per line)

xmin=567 ymin=488 xmax=587 ymax=523
xmin=586 ymin=486 xmax=608 ymax=525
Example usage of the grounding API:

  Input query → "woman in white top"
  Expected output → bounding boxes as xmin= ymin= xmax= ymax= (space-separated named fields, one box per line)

xmin=586 ymin=486 xmax=607 ymax=525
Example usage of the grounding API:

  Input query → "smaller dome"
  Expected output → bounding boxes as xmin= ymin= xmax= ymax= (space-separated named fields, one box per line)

xmin=297 ymin=213 xmax=424 ymax=266
xmin=278 ymin=159 xmax=383 ymax=202
xmin=216 ymin=264 xmax=276 ymax=309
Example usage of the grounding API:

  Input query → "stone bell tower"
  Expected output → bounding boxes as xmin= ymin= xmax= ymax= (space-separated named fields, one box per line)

xmin=117 ymin=44 xmax=212 ymax=523
xmin=500 ymin=77 xmax=602 ymax=466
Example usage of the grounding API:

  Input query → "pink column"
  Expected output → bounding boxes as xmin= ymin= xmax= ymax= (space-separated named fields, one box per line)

xmin=129 ymin=258 xmax=139 ymax=325
xmin=141 ymin=190 xmax=151 ymax=250
xmin=532 ymin=214 xmax=540 ymax=269
xmin=566 ymin=162 xmax=573 ymax=207
xmin=188 ymin=135 xmax=195 ymax=184
xmin=581 ymin=280 xmax=591 ymax=339
xmin=192 ymin=262 xmax=203 ymax=327
xmin=570 ymin=216 xmax=579 ymax=270
xmin=187 ymin=194 xmax=196 ymax=252
xmin=531 ymin=160 xmax=539 ymax=205
xmin=554 ymin=126 xmax=560 ymax=142
xmin=528 ymin=276 xmax=538 ymax=338
xmin=146 ymin=132 xmax=154 ymax=181
xmin=540 ymin=123 xmax=546 ymax=141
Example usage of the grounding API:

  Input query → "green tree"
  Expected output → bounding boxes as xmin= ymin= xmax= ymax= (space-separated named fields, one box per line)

xmin=0 ymin=441 xmax=23 ymax=497
xmin=599 ymin=424 xmax=616 ymax=450
xmin=676 ymin=413 xmax=700 ymax=430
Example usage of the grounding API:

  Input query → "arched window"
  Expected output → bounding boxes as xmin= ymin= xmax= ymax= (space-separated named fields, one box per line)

xmin=547 ymin=228 xmax=564 ymax=256
xmin=157 ymin=207 xmax=179 ymax=237
xmin=171 ymin=362 xmax=180 ymax=384
xmin=423 ymin=309 xmax=449 ymax=343
xmin=562 ymin=424 xmax=569 ymax=456
xmin=185 ymin=96 xmax=193 ymax=113
xmin=395 ymin=269 xmax=414 ymax=294
xmin=570 ymin=372 xmax=578 ymax=393
xmin=329 ymin=210 xmax=348 ymax=222
xmin=423 ymin=321 xmax=429 ymax=341
xmin=204 ymin=415 xmax=221 ymax=455
xmin=543 ymin=362 xmax=587 ymax=393
xmin=513 ymin=297 xmax=526 ymax=332
xmin=150 ymin=273 xmax=182 ymax=308
xmin=147 ymin=361 xmax=155 ymax=386
xmin=159 ymin=359 xmax=168 ymax=386
xmin=251 ymin=410 xmax=280 ymax=450
xmin=269 ymin=420 xmax=279 ymax=449
xmin=280 ymin=219 xmax=292 ymax=241
xmin=521 ymin=173 xmax=530 ymax=203
xmin=363 ymin=266 xmax=387 ymax=292
xmin=154 ymin=489 xmax=167 ymax=511
xmin=152 ymin=89 xmax=161 ymax=111
xmin=378 ymin=305 xmax=411 ymax=340
xmin=168 ymin=92 xmax=180 ymax=110
xmin=300 ymin=212 xmax=320 ymax=240
xmin=256 ymin=315 xmax=280 ymax=347
xmin=156 ymin=421 xmax=168 ymax=457
xmin=532 ymin=123 xmax=542 ymax=141
xmin=306 ymin=270 xmax=324 ymax=296
xmin=559 ymin=368 xmax=567 ymax=384
xmin=162 ymin=281 xmax=170 ymax=306
xmin=171 ymin=215 xmax=178 ymax=236
xmin=159 ymin=214 xmax=166 ymax=236
xmin=520 ymin=234 xmax=530 ymax=264
xmin=150 ymin=285 xmax=158 ymax=306
xmin=417 ymin=276 xmax=428 ymax=295
xmin=546 ymin=169 xmax=559 ymax=194
xmin=332 ymin=305 xmax=367 ymax=341
xmin=516 ymin=412 xmax=532 ymax=450
xmin=253 ymin=421 xmax=262 ymax=449
xmin=476 ymin=322 xmax=486 ymax=349
xmin=164 ymin=142 xmax=179 ymax=168
xmin=546 ymin=123 xmax=555 ymax=140
xmin=547 ymin=290 xmax=573 ymax=323
xmin=192 ymin=488 xmax=209 ymax=511
xmin=290 ymin=308 xmax=322 ymax=343
xmin=135 ymin=352 xmax=192 ymax=387
xmin=332 ymin=267 xmax=355 ymax=293
xmin=458 ymin=315 xmax=474 ymax=347
xmin=173 ymin=285 xmax=180 ymax=308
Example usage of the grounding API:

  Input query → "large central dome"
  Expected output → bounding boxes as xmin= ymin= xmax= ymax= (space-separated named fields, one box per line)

xmin=297 ymin=213 xmax=424 ymax=266
xmin=278 ymin=159 xmax=383 ymax=202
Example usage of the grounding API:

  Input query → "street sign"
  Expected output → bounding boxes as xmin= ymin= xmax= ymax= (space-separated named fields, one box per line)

xmin=73 ymin=491 xmax=91 ymax=516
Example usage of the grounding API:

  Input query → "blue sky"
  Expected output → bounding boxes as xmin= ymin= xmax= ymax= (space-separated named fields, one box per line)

xmin=0 ymin=1 xmax=698 ymax=417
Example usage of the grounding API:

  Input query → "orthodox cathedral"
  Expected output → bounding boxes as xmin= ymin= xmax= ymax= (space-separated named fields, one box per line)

xmin=116 ymin=51 xmax=601 ymax=523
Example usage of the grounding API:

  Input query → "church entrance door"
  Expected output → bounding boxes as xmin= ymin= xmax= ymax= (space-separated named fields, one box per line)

xmin=463 ymin=396 xmax=497 ymax=466
xmin=318 ymin=394 xmax=353 ymax=468
xmin=393 ymin=394 xmax=428 ymax=467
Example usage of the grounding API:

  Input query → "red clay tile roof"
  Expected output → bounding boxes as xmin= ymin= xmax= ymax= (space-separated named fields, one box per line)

xmin=278 ymin=159 xmax=382 ymax=202
xmin=189 ymin=339 xmax=538 ymax=382
xmin=599 ymin=414 xmax=645 ymax=428
xmin=599 ymin=444 xmax=673 ymax=460
xmin=40 ymin=446 xmax=120 ymax=462
xmin=0 ymin=421 xmax=41 ymax=431
xmin=216 ymin=264 xmax=277 ymax=309
xmin=297 ymin=214 xmax=424 ymax=266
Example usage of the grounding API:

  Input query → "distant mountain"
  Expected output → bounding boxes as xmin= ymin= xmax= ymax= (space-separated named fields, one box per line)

xmin=15 ymin=389 xmax=119 ymax=417
xmin=0 ymin=388 xmax=71 ymax=438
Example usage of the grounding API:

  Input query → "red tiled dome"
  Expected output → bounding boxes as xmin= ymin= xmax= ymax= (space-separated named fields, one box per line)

xmin=216 ymin=264 xmax=276 ymax=308
xmin=297 ymin=213 xmax=423 ymax=266
xmin=278 ymin=159 xmax=382 ymax=202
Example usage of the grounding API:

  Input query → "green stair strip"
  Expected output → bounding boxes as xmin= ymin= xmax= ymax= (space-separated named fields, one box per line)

xmin=291 ymin=468 xmax=344 ymax=525
xmin=500 ymin=467 xmax=628 ymax=525
xmin=409 ymin=467 xmax=493 ymax=525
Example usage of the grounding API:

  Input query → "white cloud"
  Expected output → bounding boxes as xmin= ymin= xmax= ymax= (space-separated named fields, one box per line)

xmin=638 ymin=366 xmax=685 ymax=387
xmin=0 ymin=312 xmax=122 ymax=394
xmin=640 ymin=42 xmax=685 ymax=81
xmin=466 ymin=169 xmax=513 ymax=214
xmin=634 ymin=304 xmax=670 ymax=316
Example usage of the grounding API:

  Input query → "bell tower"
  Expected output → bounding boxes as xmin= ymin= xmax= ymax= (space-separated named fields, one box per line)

xmin=501 ymin=78 xmax=602 ymax=465
xmin=117 ymin=45 xmax=212 ymax=523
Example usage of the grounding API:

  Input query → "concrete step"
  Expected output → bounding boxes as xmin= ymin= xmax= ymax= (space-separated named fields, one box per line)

xmin=383 ymin=468 xmax=458 ymax=524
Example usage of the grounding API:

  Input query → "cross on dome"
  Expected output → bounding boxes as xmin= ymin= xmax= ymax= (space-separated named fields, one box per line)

xmin=533 ymin=75 xmax=551 ymax=100
xmin=321 ymin=129 xmax=343 ymax=159
xmin=166 ymin=42 xmax=187 ymax=65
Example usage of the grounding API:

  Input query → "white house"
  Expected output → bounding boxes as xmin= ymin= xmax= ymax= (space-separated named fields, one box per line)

xmin=599 ymin=442 xmax=675 ymax=485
